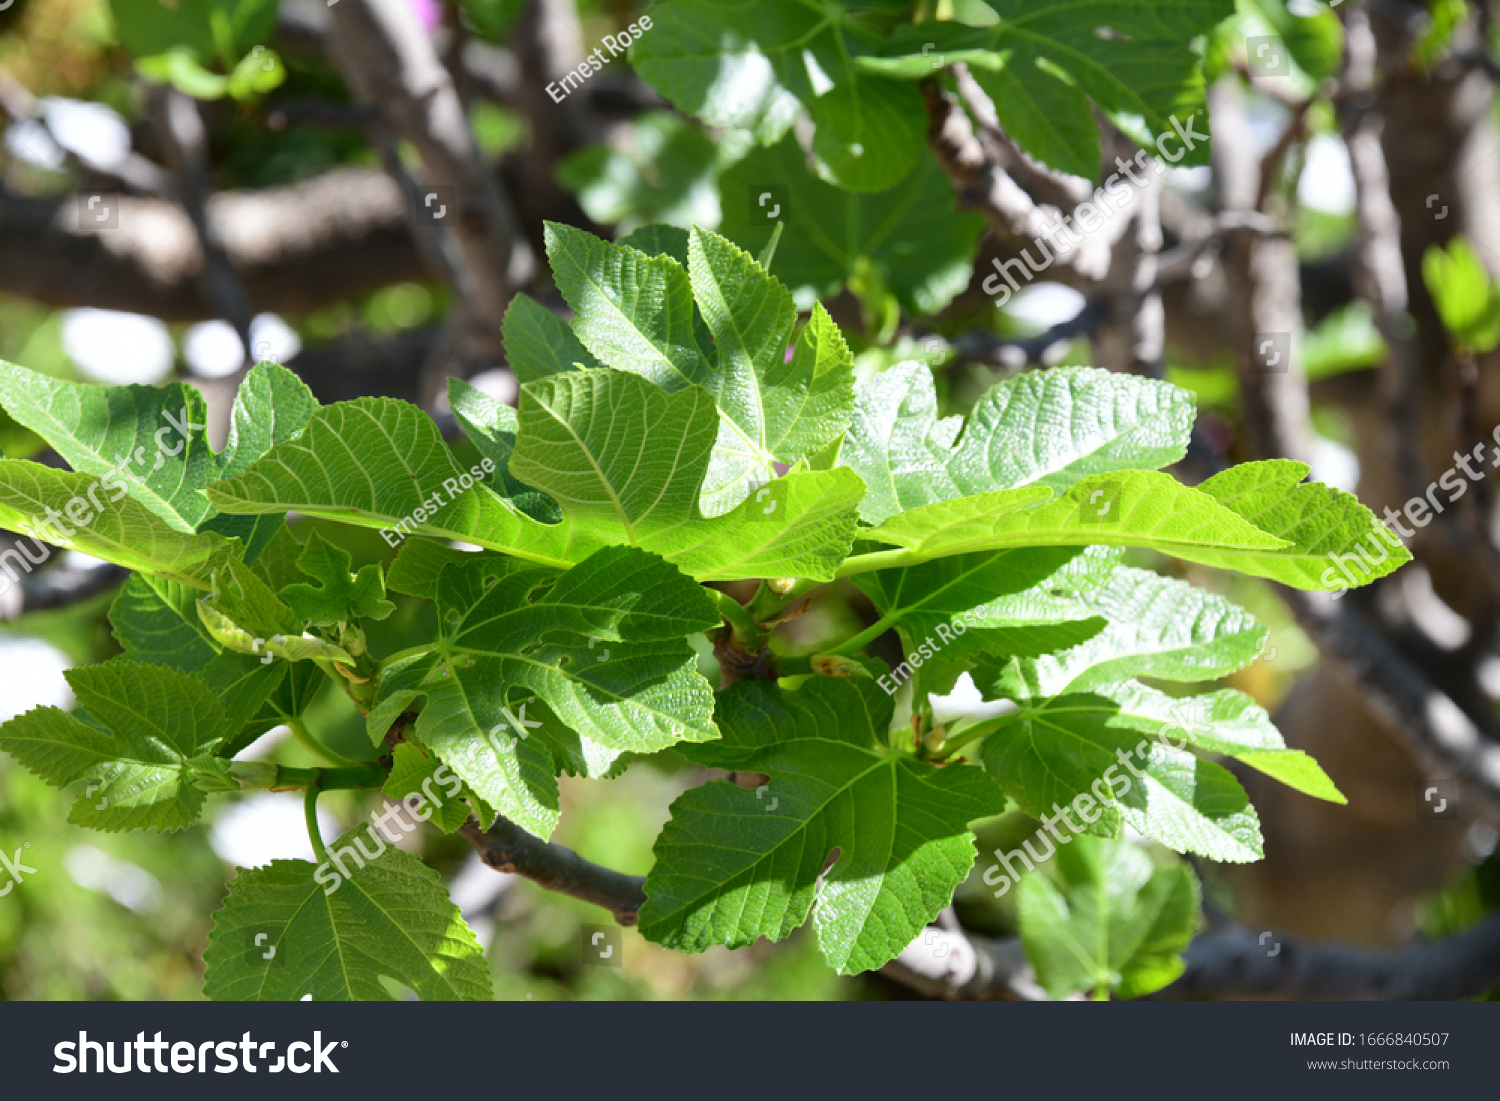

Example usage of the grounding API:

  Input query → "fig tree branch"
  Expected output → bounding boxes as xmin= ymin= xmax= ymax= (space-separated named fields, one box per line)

xmin=327 ymin=0 xmax=530 ymax=377
xmin=459 ymin=815 xmax=646 ymax=926
xmin=0 ymin=169 xmax=426 ymax=319
xmin=883 ymin=913 xmax=1500 ymax=1000
xmin=1158 ymin=915 xmax=1500 ymax=999
xmin=0 ymin=545 xmax=128 ymax=622
xmin=149 ymin=85 xmax=256 ymax=365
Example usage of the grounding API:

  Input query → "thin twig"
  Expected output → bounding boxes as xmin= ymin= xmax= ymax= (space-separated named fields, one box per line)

xmin=459 ymin=816 xmax=646 ymax=925
xmin=327 ymin=0 xmax=530 ymax=387
xmin=951 ymin=64 xmax=1092 ymax=212
xmin=924 ymin=78 xmax=1112 ymax=282
xmin=149 ymin=86 xmax=256 ymax=364
xmin=946 ymin=300 xmax=1108 ymax=370
xmin=1255 ymin=95 xmax=1315 ymax=213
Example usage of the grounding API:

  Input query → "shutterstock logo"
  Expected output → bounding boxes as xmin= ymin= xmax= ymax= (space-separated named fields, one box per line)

xmin=54 ymin=1031 xmax=346 ymax=1074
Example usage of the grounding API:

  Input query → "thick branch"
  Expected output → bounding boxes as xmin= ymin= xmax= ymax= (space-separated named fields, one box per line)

xmin=884 ymin=913 xmax=1500 ymax=1000
xmin=0 ymin=169 xmax=426 ymax=319
xmin=459 ymin=816 xmax=646 ymax=925
xmin=1344 ymin=7 xmax=1500 ymax=606
xmin=0 ymin=548 xmax=128 ymax=622
xmin=1224 ymin=222 xmax=1312 ymax=463
xmin=1342 ymin=8 xmax=1432 ymax=518
xmin=1158 ymin=916 xmax=1500 ymax=1000
xmin=1210 ymin=78 xmax=1313 ymax=464
xmin=1091 ymin=124 xmax=1165 ymax=376
xmin=1281 ymin=587 xmax=1500 ymax=815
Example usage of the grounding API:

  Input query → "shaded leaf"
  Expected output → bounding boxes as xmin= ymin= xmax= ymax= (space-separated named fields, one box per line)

xmin=203 ymin=833 xmax=492 ymax=1001
xmin=1017 ymin=836 xmax=1199 ymax=999
xmin=640 ymin=679 xmax=1006 ymax=974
